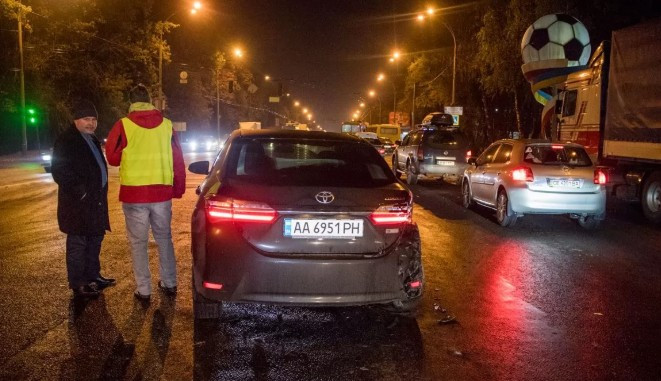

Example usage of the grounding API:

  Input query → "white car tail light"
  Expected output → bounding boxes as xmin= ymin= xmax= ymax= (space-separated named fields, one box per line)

xmin=369 ymin=204 xmax=412 ymax=225
xmin=511 ymin=166 xmax=534 ymax=182
xmin=207 ymin=198 xmax=277 ymax=223
xmin=594 ymin=168 xmax=608 ymax=185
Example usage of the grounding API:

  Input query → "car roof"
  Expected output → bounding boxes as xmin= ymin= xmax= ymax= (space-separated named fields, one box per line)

xmin=492 ymin=139 xmax=586 ymax=147
xmin=236 ymin=128 xmax=362 ymax=142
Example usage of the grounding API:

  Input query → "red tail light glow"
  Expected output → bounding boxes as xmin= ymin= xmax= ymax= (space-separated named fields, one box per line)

xmin=465 ymin=150 xmax=472 ymax=160
xmin=408 ymin=280 xmax=421 ymax=289
xmin=511 ymin=166 xmax=534 ymax=182
xmin=594 ymin=169 xmax=608 ymax=184
xmin=207 ymin=199 xmax=277 ymax=223
xmin=378 ymin=148 xmax=385 ymax=154
xmin=203 ymin=281 xmax=223 ymax=290
xmin=551 ymin=145 xmax=564 ymax=150
xmin=369 ymin=204 xmax=412 ymax=225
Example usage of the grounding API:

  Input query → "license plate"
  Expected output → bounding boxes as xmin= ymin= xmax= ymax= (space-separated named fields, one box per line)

xmin=284 ymin=219 xmax=364 ymax=239
xmin=436 ymin=160 xmax=455 ymax=166
xmin=549 ymin=179 xmax=581 ymax=188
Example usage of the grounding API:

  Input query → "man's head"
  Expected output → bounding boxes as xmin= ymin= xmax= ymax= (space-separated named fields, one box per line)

xmin=129 ymin=84 xmax=151 ymax=104
xmin=73 ymin=100 xmax=98 ymax=134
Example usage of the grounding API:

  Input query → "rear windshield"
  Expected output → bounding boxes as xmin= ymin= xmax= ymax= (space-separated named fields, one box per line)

xmin=424 ymin=130 xmax=468 ymax=149
xmin=380 ymin=127 xmax=398 ymax=135
xmin=523 ymin=145 xmax=593 ymax=167
xmin=225 ymin=138 xmax=396 ymax=187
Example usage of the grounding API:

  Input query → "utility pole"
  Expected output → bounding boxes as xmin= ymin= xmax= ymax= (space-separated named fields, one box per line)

xmin=18 ymin=5 xmax=27 ymax=155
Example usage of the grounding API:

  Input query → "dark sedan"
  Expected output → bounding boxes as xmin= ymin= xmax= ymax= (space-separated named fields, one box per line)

xmin=188 ymin=129 xmax=424 ymax=319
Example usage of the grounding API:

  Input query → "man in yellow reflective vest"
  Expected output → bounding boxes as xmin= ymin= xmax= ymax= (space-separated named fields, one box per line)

xmin=106 ymin=84 xmax=186 ymax=301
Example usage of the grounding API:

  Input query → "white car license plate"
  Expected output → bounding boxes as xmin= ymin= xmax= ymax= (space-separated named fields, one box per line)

xmin=549 ymin=179 xmax=581 ymax=188
xmin=436 ymin=160 xmax=455 ymax=166
xmin=284 ymin=219 xmax=364 ymax=239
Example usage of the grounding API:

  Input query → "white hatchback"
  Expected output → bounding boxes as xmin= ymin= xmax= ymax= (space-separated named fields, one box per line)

xmin=462 ymin=139 xmax=607 ymax=229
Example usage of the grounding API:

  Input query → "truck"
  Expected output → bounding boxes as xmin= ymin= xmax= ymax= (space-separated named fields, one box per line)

xmin=239 ymin=121 xmax=262 ymax=130
xmin=552 ymin=19 xmax=661 ymax=223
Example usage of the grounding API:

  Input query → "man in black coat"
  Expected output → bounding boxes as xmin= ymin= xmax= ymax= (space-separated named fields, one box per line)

xmin=52 ymin=100 xmax=115 ymax=298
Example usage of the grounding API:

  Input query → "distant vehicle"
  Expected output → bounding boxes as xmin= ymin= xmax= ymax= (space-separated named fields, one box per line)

xmin=365 ymin=124 xmax=401 ymax=143
xmin=355 ymin=131 xmax=378 ymax=140
xmin=341 ymin=121 xmax=365 ymax=134
xmin=41 ymin=149 xmax=52 ymax=173
xmin=549 ymin=19 xmax=661 ymax=223
xmin=182 ymin=134 xmax=221 ymax=152
xmin=462 ymin=140 xmax=607 ymax=229
xmin=294 ymin=123 xmax=309 ymax=131
xmin=187 ymin=129 xmax=423 ymax=319
xmin=380 ymin=138 xmax=395 ymax=156
xmin=393 ymin=125 xmax=472 ymax=185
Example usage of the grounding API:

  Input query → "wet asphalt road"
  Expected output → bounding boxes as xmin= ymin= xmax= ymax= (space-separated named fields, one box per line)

xmin=0 ymin=153 xmax=660 ymax=380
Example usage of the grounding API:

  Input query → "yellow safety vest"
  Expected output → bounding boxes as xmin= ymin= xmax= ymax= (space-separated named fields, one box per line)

xmin=119 ymin=117 xmax=174 ymax=186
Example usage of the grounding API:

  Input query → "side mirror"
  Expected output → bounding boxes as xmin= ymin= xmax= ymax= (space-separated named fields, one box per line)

xmin=188 ymin=161 xmax=210 ymax=175
xmin=467 ymin=157 xmax=477 ymax=166
xmin=395 ymin=140 xmax=401 ymax=146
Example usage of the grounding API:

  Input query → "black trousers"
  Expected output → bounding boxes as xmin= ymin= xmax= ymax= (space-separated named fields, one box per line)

xmin=66 ymin=234 xmax=104 ymax=289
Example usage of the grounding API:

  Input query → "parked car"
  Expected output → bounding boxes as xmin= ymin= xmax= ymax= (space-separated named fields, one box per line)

xmin=392 ymin=126 xmax=472 ymax=185
xmin=461 ymin=139 xmax=607 ymax=229
xmin=188 ymin=129 xmax=424 ymax=319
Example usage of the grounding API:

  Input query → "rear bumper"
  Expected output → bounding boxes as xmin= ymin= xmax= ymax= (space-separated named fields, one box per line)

xmin=193 ymin=222 xmax=423 ymax=307
xmin=419 ymin=162 xmax=467 ymax=178
xmin=508 ymin=187 xmax=606 ymax=215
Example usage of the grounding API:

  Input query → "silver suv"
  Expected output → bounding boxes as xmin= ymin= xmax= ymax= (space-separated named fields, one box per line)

xmin=393 ymin=126 xmax=472 ymax=185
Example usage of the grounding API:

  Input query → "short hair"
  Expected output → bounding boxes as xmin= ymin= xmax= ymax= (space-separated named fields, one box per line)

xmin=129 ymin=84 xmax=151 ymax=103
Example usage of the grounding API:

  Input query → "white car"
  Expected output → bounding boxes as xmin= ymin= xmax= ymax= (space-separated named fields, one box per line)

xmin=462 ymin=139 xmax=607 ymax=229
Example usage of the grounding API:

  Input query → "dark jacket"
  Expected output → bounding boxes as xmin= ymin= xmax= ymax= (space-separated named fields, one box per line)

xmin=52 ymin=125 xmax=110 ymax=235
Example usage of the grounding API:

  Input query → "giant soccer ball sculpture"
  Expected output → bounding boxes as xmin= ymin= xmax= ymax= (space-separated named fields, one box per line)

xmin=521 ymin=14 xmax=591 ymax=67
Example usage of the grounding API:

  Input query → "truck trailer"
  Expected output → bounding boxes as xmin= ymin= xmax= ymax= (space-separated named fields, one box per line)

xmin=553 ymin=18 xmax=661 ymax=223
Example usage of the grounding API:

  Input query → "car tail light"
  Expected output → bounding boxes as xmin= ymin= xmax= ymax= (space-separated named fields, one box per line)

xmin=417 ymin=145 xmax=424 ymax=161
xmin=551 ymin=145 xmax=564 ymax=150
xmin=206 ymin=198 xmax=277 ymax=223
xmin=594 ymin=168 xmax=608 ymax=184
xmin=408 ymin=280 xmax=422 ymax=289
xmin=465 ymin=150 xmax=472 ymax=162
xmin=511 ymin=166 xmax=534 ymax=182
xmin=378 ymin=148 xmax=385 ymax=154
xmin=203 ymin=281 xmax=223 ymax=290
xmin=369 ymin=204 xmax=412 ymax=225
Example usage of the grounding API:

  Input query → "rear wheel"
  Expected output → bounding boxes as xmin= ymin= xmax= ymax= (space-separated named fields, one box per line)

xmin=406 ymin=161 xmax=418 ymax=185
xmin=462 ymin=180 xmax=473 ymax=209
xmin=577 ymin=215 xmax=602 ymax=230
xmin=496 ymin=190 xmax=517 ymax=227
xmin=642 ymin=172 xmax=661 ymax=224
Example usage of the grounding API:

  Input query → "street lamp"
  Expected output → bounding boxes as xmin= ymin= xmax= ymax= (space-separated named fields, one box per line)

xmin=157 ymin=3 xmax=202 ymax=110
xmin=420 ymin=8 xmax=457 ymax=105
xmin=369 ymin=90 xmax=382 ymax=124
xmin=377 ymin=73 xmax=397 ymax=121
xmin=233 ymin=47 xmax=243 ymax=58
xmin=264 ymin=75 xmax=271 ymax=81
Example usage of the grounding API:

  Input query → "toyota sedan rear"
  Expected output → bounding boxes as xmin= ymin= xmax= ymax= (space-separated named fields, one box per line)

xmin=188 ymin=129 xmax=423 ymax=319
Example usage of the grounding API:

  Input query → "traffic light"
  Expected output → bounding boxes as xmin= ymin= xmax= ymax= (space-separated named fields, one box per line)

xmin=27 ymin=107 xmax=37 ymax=124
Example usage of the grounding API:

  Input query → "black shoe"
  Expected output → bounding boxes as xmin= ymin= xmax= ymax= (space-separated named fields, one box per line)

xmin=73 ymin=284 xmax=100 ymax=298
xmin=95 ymin=276 xmax=116 ymax=289
xmin=97 ymin=275 xmax=116 ymax=285
xmin=134 ymin=291 xmax=151 ymax=301
xmin=158 ymin=281 xmax=177 ymax=296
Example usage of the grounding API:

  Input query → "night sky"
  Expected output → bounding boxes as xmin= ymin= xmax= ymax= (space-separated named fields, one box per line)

xmin=166 ymin=0 xmax=462 ymax=132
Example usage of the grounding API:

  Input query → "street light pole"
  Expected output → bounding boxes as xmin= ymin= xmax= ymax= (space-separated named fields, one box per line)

xmin=18 ymin=5 xmax=27 ymax=155
xmin=441 ymin=22 xmax=457 ymax=106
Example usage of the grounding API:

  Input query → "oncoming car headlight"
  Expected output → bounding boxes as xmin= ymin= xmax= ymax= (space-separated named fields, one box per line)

xmin=41 ymin=154 xmax=52 ymax=162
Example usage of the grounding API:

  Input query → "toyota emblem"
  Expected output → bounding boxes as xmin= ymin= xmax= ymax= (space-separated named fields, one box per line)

xmin=315 ymin=191 xmax=335 ymax=204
